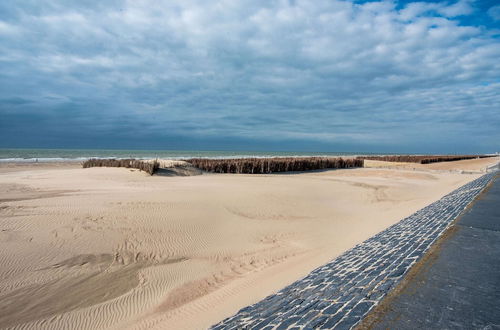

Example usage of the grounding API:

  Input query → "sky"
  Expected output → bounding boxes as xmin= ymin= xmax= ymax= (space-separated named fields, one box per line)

xmin=0 ymin=0 xmax=499 ymax=153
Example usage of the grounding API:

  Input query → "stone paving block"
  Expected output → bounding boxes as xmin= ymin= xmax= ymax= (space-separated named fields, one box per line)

xmin=319 ymin=312 xmax=345 ymax=329
xmin=349 ymin=301 xmax=374 ymax=318
xmin=296 ymin=310 xmax=319 ymax=325
xmin=253 ymin=318 xmax=273 ymax=329
xmin=304 ymin=315 xmax=329 ymax=329
xmin=322 ymin=302 xmax=345 ymax=315
xmin=331 ymin=316 xmax=363 ymax=330
xmin=275 ymin=317 xmax=301 ymax=330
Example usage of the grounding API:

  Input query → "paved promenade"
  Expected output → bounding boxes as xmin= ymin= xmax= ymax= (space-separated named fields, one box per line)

xmin=360 ymin=174 xmax=500 ymax=329
xmin=211 ymin=172 xmax=497 ymax=330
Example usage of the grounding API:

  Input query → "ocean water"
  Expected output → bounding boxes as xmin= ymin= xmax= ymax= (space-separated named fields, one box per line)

xmin=0 ymin=148 xmax=377 ymax=162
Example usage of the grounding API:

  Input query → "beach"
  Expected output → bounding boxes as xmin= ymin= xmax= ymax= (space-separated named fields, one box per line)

xmin=0 ymin=157 xmax=498 ymax=329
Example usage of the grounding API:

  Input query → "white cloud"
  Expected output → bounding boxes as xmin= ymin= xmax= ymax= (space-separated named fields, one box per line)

xmin=437 ymin=0 xmax=474 ymax=17
xmin=399 ymin=0 xmax=474 ymax=20
xmin=0 ymin=20 xmax=19 ymax=35
xmin=488 ymin=5 xmax=500 ymax=21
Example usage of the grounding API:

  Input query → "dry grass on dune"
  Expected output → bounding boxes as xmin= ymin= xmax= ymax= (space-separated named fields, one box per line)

xmin=80 ymin=155 xmax=494 ymax=175
xmin=419 ymin=155 xmax=494 ymax=164
xmin=185 ymin=157 xmax=364 ymax=174
xmin=81 ymin=157 xmax=363 ymax=175
xmin=82 ymin=158 xmax=159 ymax=175
xmin=357 ymin=155 xmax=494 ymax=164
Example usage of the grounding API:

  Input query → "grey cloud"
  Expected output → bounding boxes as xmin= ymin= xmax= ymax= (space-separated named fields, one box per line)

xmin=0 ymin=0 xmax=499 ymax=152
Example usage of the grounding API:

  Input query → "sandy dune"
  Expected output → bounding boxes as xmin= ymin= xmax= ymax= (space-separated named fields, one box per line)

xmin=0 ymin=157 xmax=498 ymax=329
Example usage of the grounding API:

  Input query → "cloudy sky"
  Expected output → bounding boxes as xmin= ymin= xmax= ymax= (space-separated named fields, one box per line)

xmin=1 ymin=0 xmax=499 ymax=153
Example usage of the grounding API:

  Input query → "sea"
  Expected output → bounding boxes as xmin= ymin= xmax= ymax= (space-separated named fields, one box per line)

xmin=0 ymin=148 xmax=381 ymax=163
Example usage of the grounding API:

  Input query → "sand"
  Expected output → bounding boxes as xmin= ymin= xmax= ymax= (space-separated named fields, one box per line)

xmin=363 ymin=156 xmax=498 ymax=172
xmin=0 ymin=157 xmax=498 ymax=329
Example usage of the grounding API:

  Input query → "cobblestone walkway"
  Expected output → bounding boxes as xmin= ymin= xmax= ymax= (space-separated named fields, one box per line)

xmin=212 ymin=172 xmax=497 ymax=330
